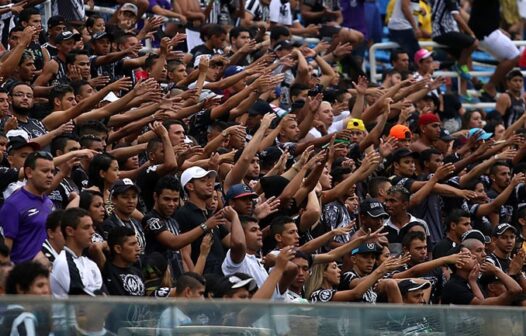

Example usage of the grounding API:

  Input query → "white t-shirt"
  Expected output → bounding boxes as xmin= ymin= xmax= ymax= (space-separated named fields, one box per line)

xmin=269 ymin=0 xmax=293 ymax=25
xmin=222 ymin=249 xmax=284 ymax=300
xmin=388 ymin=0 xmax=420 ymax=30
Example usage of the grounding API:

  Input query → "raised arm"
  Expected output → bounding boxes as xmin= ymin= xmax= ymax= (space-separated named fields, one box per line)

xmin=224 ymin=113 xmax=276 ymax=191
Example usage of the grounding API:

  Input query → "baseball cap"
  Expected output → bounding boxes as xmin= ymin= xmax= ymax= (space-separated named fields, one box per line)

xmin=180 ymin=166 xmax=217 ymax=189
xmin=199 ymin=89 xmax=223 ymax=102
xmin=259 ymin=146 xmax=283 ymax=167
xmin=468 ymin=128 xmax=493 ymax=141
xmin=260 ymin=175 xmax=289 ymax=198
xmin=418 ymin=113 xmax=441 ymax=127
xmin=389 ymin=124 xmax=412 ymax=141
xmin=273 ymin=40 xmax=293 ymax=52
xmin=414 ymin=49 xmax=433 ymax=64
xmin=225 ymin=184 xmax=258 ymax=201
xmin=102 ymin=91 xmax=119 ymax=103
xmin=248 ymin=100 xmax=273 ymax=116
xmin=346 ymin=118 xmax=366 ymax=132
xmin=6 ymin=135 xmax=40 ymax=153
xmin=120 ymin=3 xmax=138 ymax=15
xmin=55 ymin=31 xmax=81 ymax=43
xmin=48 ymin=15 xmax=66 ymax=28
xmin=91 ymin=31 xmax=110 ymax=41
xmin=398 ymin=279 xmax=431 ymax=295
xmin=111 ymin=178 xmax=140 ymax=195
xmin=359 ymin=198 xmax=389 ymax=218
xmin=391 ymin=147 xmax=419 ymax=162
xmin=506 ymin=69 xmax=523 ymax=80
xmin=215 ymin=273 xmax=257 ymax=298
xmin=492 ymin=223 xmax=517 ymax=237
xmin=224 ymin=65 xmax=244 ymax=78
xmin=351 ymin=243 xmax=380 ymax=255
xmin=461 ymin=229 xmax=491 ymax=244
xmin=439 ymin=128 xmax=454 ymax=142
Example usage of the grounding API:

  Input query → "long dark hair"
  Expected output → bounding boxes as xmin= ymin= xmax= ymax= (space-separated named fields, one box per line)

xmin=88 ymin=153 xmax=116 ymax=192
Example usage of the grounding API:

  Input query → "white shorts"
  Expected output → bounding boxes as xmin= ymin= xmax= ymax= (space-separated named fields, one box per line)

xmin=479 ymin=29 xmax=520 ymax=61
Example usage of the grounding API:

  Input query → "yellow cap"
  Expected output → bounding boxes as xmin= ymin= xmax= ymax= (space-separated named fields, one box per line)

xmin=346 ymin=118 xmax=366 ymax=132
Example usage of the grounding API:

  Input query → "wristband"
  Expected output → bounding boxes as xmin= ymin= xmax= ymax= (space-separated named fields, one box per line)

xmin=200 ymin=222 xmax=209 ymax=233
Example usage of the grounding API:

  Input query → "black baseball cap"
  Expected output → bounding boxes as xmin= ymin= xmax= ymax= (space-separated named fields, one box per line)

xmin=351 ymin=243 xmax=381 ymax=256
xmin=461 ymin=229 xmax=491 ymax=244
xmin=359 ymin=198 xmax=389 ymax=219
xmin=440 ymin=128 xmax=454 ymax=142
xmin=91 ymin=31 xmax=111 ymax=41
xmin=492 ymin=223 xmax=517 ymax=237
xmin=111 ymin=178 xmax=140 ymax=195
xmin=259 ymin=146 xmax=283 ymax=167
xmin=55 ymin=31 xmax=81 ymax=43
xmin=6 ymin=135 xmax=40 ymax=153
xmin=506 ymin=69 xmax=523 ymax=80
xmin=392 ymin=148 xmax=419 ymax=162
xmin=398 ymin=279 xmax=431 ymax=295
xmin=48 ymin=15 xmax=66 ymax=28
xmin=248 ymin=100 xmax=273 ymax=116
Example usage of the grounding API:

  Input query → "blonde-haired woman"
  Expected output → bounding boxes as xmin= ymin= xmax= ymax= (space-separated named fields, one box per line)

xmin=305 ymin=251 xmax=402 ymax=303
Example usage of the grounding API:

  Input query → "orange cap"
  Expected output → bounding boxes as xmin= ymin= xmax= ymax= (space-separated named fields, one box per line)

xmin=389 ymin=124 xmax=412 ymax=140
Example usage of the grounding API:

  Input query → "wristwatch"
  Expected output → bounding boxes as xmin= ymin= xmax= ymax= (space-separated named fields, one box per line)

xmin=200 ymin=222 xmax=209 ymax=233
xmin=221 ymin=130 xmax=228 ymax=137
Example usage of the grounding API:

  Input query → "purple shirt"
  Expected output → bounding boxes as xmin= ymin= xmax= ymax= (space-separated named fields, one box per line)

xmin=0 ymin=188 xmax=54 ymax=264
xmin=340 ymin=0 xmax=367 ymax=37
xmin=148 ymin=0 xmax=172 ymax=11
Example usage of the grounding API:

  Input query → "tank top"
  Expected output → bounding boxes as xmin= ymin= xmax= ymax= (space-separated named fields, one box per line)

xmin=504 ymin=91 xmax=525 ymax=127
xmin=26 ymin=41 xmax=45 ymax=71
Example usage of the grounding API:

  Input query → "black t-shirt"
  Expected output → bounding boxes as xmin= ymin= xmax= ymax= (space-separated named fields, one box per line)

xmin=0 ymin=166 xmax=18 ymax=203
xmin=468 ymin=0 xmax=499 ymax=39
xmin=338 ymin=270 xmax=377 ymax=303
xmin=486 ymin=252 xmax=511 ymax=273
xmin=89 ymin=56 xmax=125 ymax=81
xmin=103 ymin=213 xmax=147 ymax=256
xmin=71 ymin=166 xmax=89 ymax=190
xmin=48 ymin=176 xmax=79 ymax=209
xmin=432 ymin=237 xmax=456 ymax=259
xmin=302 ymin=0 xmax=325 ymax=25
xmin=103 ymin=262 xmax=145 ymax=296
xmin=309 ymin=288 xmax=337 ymax=302
xmin=142 ymin=209 xmax=185 ymax=279
xmin=174 ymin=202 xmax=229 ymax=275
xmin=136 ymin=166 xmax=161 ymax=211
xmin=441 ymin=273 xmax=474 ymax=304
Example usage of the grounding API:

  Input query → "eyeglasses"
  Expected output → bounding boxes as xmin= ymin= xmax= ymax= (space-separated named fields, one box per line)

xmin=11 ymin=92 xmax=33 ymax=99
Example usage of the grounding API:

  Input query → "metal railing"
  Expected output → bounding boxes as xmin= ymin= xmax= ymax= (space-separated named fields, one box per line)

xmin=369 ymin=40 xmax=526 ymax=109
xmin=1 ymin=296 xmax=525 ymax=336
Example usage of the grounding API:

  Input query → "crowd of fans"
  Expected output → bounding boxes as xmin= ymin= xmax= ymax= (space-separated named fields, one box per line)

xmin=0 ymin=0 xmax=523 ymax=334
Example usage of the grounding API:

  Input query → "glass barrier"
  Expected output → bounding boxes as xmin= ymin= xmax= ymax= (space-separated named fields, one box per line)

xmin=0 ymin=297 xmax=525 ymax=336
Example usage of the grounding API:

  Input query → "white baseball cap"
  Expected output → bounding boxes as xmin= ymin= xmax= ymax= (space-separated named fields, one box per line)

xmin=181 ymin=166 xmax=217 ymax=189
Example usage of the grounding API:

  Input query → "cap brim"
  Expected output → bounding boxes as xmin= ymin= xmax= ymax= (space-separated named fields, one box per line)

xmin=231 ymin=278 xmax=257 ymax=291
xmin=479 ymin=133 xmax=493 ymax=140
xmin=113 ymin=185 xmax=140 ymax=194
xmin=8 ymin=141 xmax=40 ymax=152
xmin=233 ymin=192 xmax=258 ymax=199
xmin=483 ymin=235 xmax=491 ymax=244
xmin=366 ymin=210 xmax=389 ymax=219
xmin=407 ymin=281 xmax=431 ymax=292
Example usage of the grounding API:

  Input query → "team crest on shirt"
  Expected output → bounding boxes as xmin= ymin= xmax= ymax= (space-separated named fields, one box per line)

xmin=146 ymin=217 xmax=163 ymax=231
xmin=318 ymin=289 xmax=333 ymax=302
xmin=121 ymin=274 xmax=145 ymax=296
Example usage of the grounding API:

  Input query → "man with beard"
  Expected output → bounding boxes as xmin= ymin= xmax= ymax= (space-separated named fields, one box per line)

xmin=5 ymin=82 xmax=73 ymax=148
xmin=143 ymin=176 xmax=223 ymax=278
xmin=175 ymin=166 xmax=228 ymax=275
xmin=0 ymin=151 xmax=55 ymax=264
xmin=411 ymin=113 xmax=442 ymax=153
